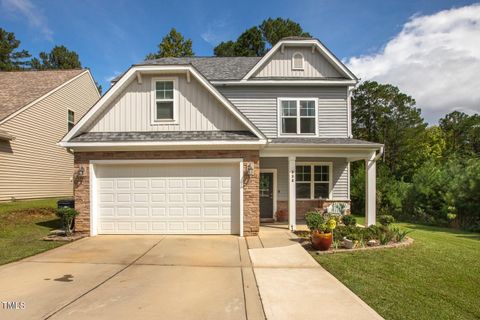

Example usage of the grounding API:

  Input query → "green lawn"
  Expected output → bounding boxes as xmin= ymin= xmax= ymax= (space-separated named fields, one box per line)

xmin=313 ymin=220 xmax=480 ymax=320
xmin=0 ymin=198 xmax=67 ymax=265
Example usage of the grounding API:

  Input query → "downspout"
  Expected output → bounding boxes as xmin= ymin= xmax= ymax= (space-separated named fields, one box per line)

xmin=374 ymin=145 xmax=384 ymax=162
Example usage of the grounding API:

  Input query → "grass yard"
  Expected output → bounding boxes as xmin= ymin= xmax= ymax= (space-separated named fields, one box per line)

xmin=313 ymin=219 xmax=480 ymax=320
xmin=0 ymin=198 xmax=67 ymax=265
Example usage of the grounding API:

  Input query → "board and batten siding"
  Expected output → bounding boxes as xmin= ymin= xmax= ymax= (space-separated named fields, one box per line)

xmin=253 ymin=47 xmax=342 ymax=79
xmin=88 ymin=74 xmax=246 ymax=132
xmin=0 ymin=72 xmax=99 ymax=201
xmin=260 ymin=157 xmax=349 ymax=200
xmin=218 ymin=86 xmax=348 ymax=138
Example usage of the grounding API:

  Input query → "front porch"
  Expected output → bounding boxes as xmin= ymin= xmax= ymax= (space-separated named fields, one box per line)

xmin=258 ymin=146 xmax=382 ymax=231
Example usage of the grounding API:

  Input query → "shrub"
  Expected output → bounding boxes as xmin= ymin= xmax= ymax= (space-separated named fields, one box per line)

xmin=305 ymin=211 xmax=324 ymax=231
xmin=342 ymin=215 xmax=357 ymax=226
xmin=56 ymin=208 xmax=79 ymax=236
xmin=305 ymin=212 xmax=337 ymax=233
xmin=378 ymin=215 xmax=395 ymax=226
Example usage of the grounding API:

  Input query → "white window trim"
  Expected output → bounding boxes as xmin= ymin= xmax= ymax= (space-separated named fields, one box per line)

xmin=292 ymin=52 xmax=304 ymax=70
xmin=151 ymin=77 xmax=179 ymax=125
xmin=295 ymin=162 xmax=333 ymax=200
xmin=67 ymin=109 xmax=75 ymax=131
xmin=277 ymin=98 xmax=319 ymax=137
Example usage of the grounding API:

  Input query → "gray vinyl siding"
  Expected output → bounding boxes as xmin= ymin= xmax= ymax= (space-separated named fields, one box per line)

xmin=88 ymin=74 xmax=246 ymax=132
xmin=218 ymin=86 xmax=348 ymax=138
xmin=254 ymin=47 xmax=342 ymax=78
xmin=260 ymin=157 xmax=349 ymax=200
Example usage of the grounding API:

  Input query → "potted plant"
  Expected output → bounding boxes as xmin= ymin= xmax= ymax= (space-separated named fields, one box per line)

xmin=305 ymin=211 xmax=337 ymax=251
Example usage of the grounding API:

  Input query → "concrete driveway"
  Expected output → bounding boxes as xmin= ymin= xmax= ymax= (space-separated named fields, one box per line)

xmin=0 ymin=235 xmax=264 ymax=320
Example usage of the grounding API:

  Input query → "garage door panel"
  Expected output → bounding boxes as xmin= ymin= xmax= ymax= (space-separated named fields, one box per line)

xmin=95 ymin=163 xmax=240 ymax=234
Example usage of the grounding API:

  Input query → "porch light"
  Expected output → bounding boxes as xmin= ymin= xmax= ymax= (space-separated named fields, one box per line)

xmin=77 ymin=166 xmax=85 ymax=176
xmin=247 ymin=163 xmax=255 ymax=177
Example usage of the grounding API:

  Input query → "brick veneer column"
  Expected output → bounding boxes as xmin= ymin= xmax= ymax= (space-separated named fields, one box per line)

xmin=73 ymin=150 xmax=260 ymax=236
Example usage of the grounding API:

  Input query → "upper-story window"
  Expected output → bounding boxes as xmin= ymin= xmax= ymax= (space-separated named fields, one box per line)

xmin=152 ymin=77 xmax=178 ymax=123
xmin=278 ymin=98 xmax=317 ymax=135
xmin=67 ymin=109 xmax=75 ymax=131
xmin=292 ymin=52 xmax=304 ymax=70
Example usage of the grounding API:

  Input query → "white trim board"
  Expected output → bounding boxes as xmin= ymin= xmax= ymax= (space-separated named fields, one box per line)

xmin=62 ymin=65 xmax=266 ymax=143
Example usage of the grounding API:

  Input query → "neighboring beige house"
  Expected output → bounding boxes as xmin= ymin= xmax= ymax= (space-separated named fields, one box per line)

xmin=0 ymin=69 xmax=100 ymax=201
xmin=61 ymin=38 xmax=383 ymax=237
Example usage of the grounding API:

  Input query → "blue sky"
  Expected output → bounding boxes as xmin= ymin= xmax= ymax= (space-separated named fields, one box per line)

xmin=1 ymin=0 xmax=479 ymax=123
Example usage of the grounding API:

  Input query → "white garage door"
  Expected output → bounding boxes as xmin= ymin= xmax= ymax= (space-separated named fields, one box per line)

xmin=94 ymin=162 xmax=240 ymax=234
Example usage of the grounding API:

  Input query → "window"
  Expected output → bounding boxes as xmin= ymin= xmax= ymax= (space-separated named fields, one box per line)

xmin=152 ymin=78 xmax=177 ymax=122
xmin=295 ymin=164 xmax=331 ymax=199
xmin=67 ymin=110 xmax=74 ymax=131
xmin=292 ymin=52 xmax=304 ymax=70
xmin=279 ymin=99 xmax=317 ymax=135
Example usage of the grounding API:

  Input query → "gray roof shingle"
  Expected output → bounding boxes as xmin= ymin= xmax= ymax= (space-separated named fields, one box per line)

xmin=136 ymin=57 xmax=262 ymax=81
xmin=71 ymin=131 xmax=259 ymax=142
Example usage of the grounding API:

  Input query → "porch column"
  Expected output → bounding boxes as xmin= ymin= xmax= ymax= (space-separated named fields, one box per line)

xmin=365 ymin=151 xmax=376 ymax=226
xmin=288 ymin=156 xmax=296 ymax=231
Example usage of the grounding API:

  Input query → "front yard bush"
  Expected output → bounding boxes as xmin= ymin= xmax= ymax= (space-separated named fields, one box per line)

xmin=342 ymin=215 xmax=357 ymax=226
xmin=55 ymin=208 xmax=79 ymax=236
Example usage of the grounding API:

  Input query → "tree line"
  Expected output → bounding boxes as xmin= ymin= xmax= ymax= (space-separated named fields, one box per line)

xmin=352 ymin=81 xmax=480 ymax=231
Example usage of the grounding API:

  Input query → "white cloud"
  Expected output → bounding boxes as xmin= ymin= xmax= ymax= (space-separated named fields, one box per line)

xmin=1 ymin=0 xmax=53 ymax=41
xmin=347 ymin=4 xmax=480 ymax=124
xmin=201 ymin=18 xmax=229 ymax=45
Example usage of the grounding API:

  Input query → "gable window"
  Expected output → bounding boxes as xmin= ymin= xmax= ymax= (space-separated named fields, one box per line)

xmin=67 ymin=110 xmax=75 ymax=131
xmin=279 ymin=98 xmax=317 ymax=135
xmin=292 ymin=52 xmax=304 ymax=70
xmin=295 ymin=163 xmax=331 ymax=199
xmin=152 ymin=78 xmax=178 ymax=123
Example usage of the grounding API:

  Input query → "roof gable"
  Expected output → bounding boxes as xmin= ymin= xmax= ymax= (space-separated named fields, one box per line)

xmin=62 ymin=65 xmax=266 ymax=144
xmin=242 ymin=39 xmax=357 ymax=81
xmin=0 ymin=69 xmax=86 ymax=123
xmin=253 ymin=46 xmax=343 ymax=79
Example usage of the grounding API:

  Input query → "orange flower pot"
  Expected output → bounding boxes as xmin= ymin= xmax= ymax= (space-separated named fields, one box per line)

xmin=311 ymin=231 xmax=333 ymax=251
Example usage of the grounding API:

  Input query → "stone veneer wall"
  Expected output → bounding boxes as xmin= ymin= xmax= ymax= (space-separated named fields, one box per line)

xmin=73 ymin=150 xmax=260 ymax=236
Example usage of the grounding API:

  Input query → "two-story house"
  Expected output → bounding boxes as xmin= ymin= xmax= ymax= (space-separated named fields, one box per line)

xmin=60 ymin=37 xmax=382 ymax=236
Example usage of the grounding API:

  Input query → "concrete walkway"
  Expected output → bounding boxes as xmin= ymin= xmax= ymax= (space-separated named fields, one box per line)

xmin=0 ymin=235 xmax=264 ymax=320
xmin=247 ymin=225 xmax=383 ymax=320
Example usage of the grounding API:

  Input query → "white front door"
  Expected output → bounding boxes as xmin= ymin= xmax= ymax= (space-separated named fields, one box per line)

xmin=94 ymin=162 xmax=240 ymax=234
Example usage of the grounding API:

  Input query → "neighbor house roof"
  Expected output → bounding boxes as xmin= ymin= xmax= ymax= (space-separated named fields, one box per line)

xmin=0 ymin=69 xmax=85 ymax=122
xmin=70 ymin=131 xmax=259 ymax=142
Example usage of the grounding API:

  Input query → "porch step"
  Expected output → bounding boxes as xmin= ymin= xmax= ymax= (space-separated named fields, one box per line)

xmin=260 ymin=218 xmax=275 ymax=223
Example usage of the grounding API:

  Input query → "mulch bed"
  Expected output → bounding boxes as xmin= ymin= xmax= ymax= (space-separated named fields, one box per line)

xmin=300 ymin=237 xmax=414 ymax=254
xmin=42 ymin=233 xmax=87 ymax=242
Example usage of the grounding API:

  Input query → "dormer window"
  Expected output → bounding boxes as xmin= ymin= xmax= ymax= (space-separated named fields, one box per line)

xmin=151 ymin=77 xmax=178 ymax=124
xmin=292 ymin=52 xmax=304 ymax=70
